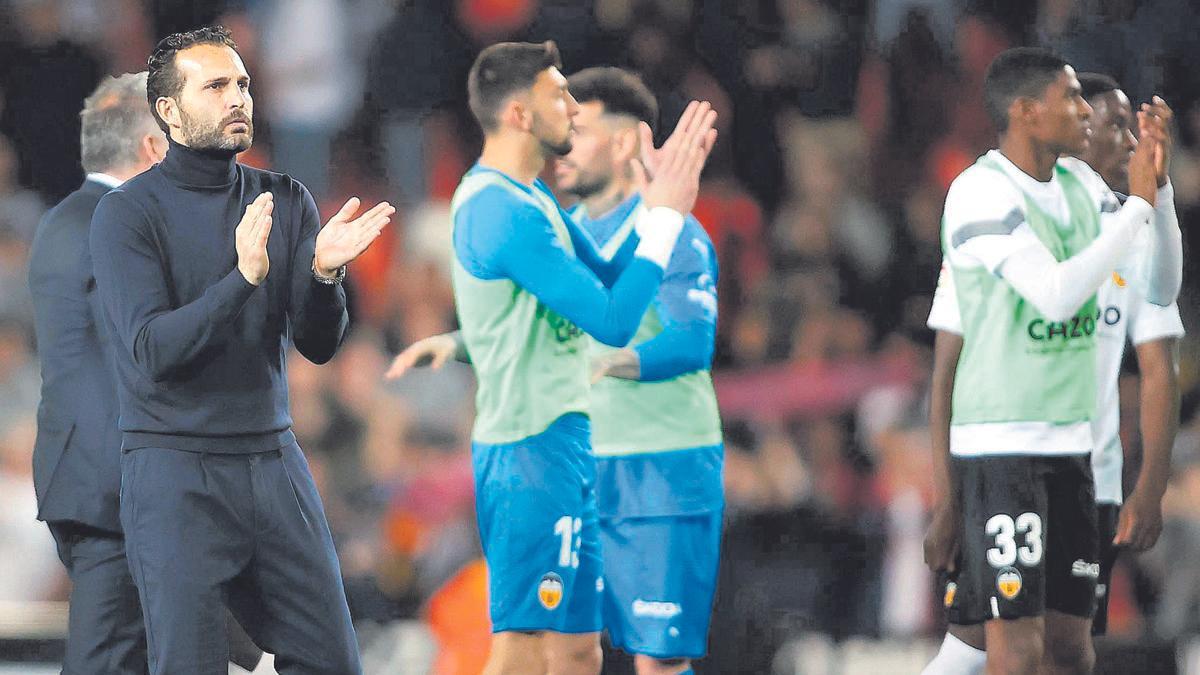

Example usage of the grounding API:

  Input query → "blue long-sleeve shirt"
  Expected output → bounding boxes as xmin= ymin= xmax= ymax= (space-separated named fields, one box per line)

xmin=453 ymin=168 xmax=660 ymax=347
xmin=572 ymin=194 xmax=718 ymax=381
xmin=574 ymin=193 xmax=724 ymax=518
xmin=89 ymin=139 xmax=347 ymax=453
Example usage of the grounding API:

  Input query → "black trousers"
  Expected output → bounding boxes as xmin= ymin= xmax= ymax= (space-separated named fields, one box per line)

xmin=121 ymin=443 xmax=360 ymax=675
xmin=48 ymin=522 xmax=148 ymax=675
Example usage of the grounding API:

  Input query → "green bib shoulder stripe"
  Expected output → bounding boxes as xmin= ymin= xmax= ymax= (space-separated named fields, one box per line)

xmin=451 ymin=171 xmax=589 ymax=444
xmin=949 ymin=207 xmax=1025 ymax=247
xmin=947 ymin=158 xmax=1101 ymax=426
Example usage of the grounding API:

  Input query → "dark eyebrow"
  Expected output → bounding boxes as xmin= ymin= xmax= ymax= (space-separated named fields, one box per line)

xmin=204 ymin=76 xmax=230 ymax=88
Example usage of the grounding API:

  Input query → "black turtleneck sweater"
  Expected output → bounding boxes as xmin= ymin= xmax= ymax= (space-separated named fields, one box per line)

xmin=89 ymin=139 xmax=348 ymax=453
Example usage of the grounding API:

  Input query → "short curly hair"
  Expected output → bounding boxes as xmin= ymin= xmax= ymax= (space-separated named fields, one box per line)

xmin=146 ymin=25 xmax=239 ymax=133
xmin=467 ymin=41 xmax=562 ymax=133
xmin=983 ymin=47 xmax=1069 ymax=133
xmin=566 ymin=67 xmax=659 ymax=135
xmin=1078 ymin=72 xmax=1121 ymax=103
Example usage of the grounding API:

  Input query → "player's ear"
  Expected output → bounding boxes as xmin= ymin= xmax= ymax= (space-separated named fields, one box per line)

xmin=156 ymin=96 xmax=181 ymax=132
xmin=142 ymin=131 xmax=168 ymax=165
xmin=612 ymin=126 xmax=639 ymax=173
xmin=504 ymin=96 xmax=533 ymax=133
xmin=614 ymin=126 xmax=639 ymax=162
xmin=1013 ymin=96 xmax=1039 ymax=129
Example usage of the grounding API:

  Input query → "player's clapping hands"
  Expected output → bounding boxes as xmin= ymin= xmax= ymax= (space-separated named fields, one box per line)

xmin=1128 ymin=108 xmax=1161 ymax=207
xmin=313 ymin=197 xmax=396 ymax=278
xmin=635 ymin=101 xmax=719 ymax=215
xmin=1140 ymin=95 xmax=1173 ymax=188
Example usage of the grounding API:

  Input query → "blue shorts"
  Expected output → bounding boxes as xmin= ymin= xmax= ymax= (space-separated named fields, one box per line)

xmin=472 ymin=413 xmax=603 ymax=634
xmin=599 ymin=511 xmax=722 ymax=659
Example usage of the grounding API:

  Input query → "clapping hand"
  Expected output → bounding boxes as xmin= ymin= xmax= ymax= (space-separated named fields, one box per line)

xmin=236 ymin=192 xmax=273 ymax=286
xmin=313 ymin=197 xmax=395 ymax=278
xmin=1140 ymin=96 xmax=1173 ymax=188
xmin=633 ymin=101 xmax=719 ymax=215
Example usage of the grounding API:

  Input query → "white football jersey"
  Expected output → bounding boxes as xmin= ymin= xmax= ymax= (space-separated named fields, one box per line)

xmin=929 ymin=260 xmax=1184 ymax=503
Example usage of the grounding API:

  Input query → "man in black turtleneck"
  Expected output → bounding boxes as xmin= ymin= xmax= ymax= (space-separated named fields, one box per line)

xmin=88 ymin=26 xmax=393 ymax=675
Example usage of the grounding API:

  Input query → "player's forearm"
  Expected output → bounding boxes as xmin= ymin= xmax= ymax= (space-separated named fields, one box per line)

xmin=998 ymin=196 xmax=1153 ymax=322
xmin=568 ymin=216 xmax=630 ymax=288
xmin=504 ymin=209 xmax=675 ymax=347
xmin=1134 ymin=339 xmax=1179 ymax=499
xmin=587 ymin=260 xmax=664 ymax=346
xmin=534 ymin=258 xmax=664 ymax=347
xmin=573 ymin=207 xmax=686 ymax=345
xmin=929 ymin=331 xmax=963 ymax=505
xmin=1139 ymin=182 xmax=1182 ymax=307
xmin=633 ymin=320 xmax=714 ymax=381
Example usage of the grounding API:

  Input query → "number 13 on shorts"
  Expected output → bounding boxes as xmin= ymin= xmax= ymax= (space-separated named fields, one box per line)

xmin=555 ymin=515 xmax=582 ymax=568
xmin=986 ymin=512 xmax=1044 ymax=567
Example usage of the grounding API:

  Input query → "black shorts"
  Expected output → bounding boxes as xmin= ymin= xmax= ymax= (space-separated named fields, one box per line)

xmin=942 ymin=454 xmax=1099 ymax=624
xmin=1092 ymin=502 xmax=1121 ymax=635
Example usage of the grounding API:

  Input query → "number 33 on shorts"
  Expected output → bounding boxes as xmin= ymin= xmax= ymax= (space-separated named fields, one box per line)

xmin=985 ymin=512 xmax=1043 ymax=567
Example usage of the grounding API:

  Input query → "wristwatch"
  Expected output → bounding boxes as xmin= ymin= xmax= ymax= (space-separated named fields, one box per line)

xmin=312 ymin=258 xmax=347 ymax=285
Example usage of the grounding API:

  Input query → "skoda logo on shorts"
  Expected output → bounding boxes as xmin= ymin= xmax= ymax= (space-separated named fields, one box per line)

xmin=538 ymin=572 xmax=564 ymax=610
xmin=997 ymin=567 xmax=1023 ymax=600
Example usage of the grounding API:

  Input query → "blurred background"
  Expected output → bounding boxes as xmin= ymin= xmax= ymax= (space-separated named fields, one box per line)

xmin=2 ymin=0 xmax=1200 ymax=672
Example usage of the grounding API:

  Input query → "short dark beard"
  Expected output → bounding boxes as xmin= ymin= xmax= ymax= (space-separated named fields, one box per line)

xmin=539 ymin=135 xmax=572 ymax=158
xmin=532 ymin=110 xmax=572 ymax=157
xmin=180 ymin=107 xmax=253 ymax=154
xmin=563 ymin=171 xmax=609 ymax=201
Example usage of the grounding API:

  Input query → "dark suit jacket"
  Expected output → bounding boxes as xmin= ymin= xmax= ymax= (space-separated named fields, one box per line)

xmin=28 ymin=178 xmax=122 ymax=532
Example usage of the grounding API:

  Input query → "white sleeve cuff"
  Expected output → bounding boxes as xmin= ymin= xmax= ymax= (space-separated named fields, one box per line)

xmin=632 ymin=206 xmax=685 ymax=270
xmin=1157 ymin=180 xmax=1174 ymax=204
xmin=1142 ymin=183 xmax=1183 ymax=306
xmin=1122 ymin=195 xmax=1154 ymax=223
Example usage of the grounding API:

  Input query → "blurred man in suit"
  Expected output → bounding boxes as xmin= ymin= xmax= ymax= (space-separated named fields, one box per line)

xmin=28 ymin=71 xmax=166 ymax=674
